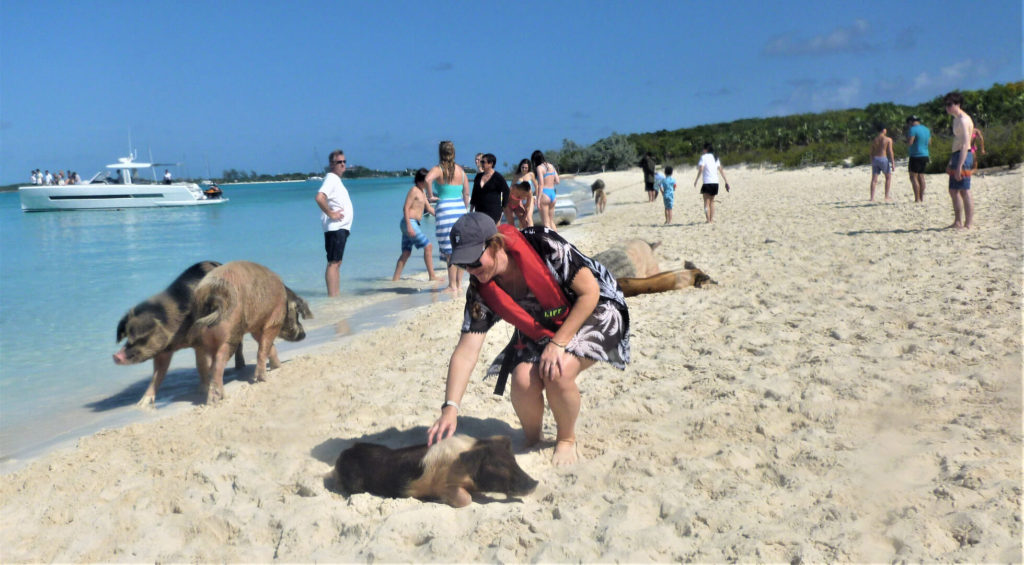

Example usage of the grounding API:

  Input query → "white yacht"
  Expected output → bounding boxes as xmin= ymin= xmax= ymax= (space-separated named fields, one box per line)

xmin=18 ymin=154 xmax=228 ymax=212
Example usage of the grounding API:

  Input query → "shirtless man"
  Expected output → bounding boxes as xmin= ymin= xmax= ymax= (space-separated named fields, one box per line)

xmin=392 ymin=168 xmax=438 ymax=281
xmin=869 ymin=127 xmax=895 ymax=202
xmin=944 ymin=91 xmax=975 ymax=229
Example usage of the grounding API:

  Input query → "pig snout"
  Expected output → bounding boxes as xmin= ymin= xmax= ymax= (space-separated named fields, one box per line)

xmin=113 ymin=348 xmax=129 ymax=365
xmin=509 ymin=468 xmax=539 ymax=496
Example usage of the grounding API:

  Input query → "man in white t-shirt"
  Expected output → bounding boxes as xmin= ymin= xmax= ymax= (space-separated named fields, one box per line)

xmin=315 ymin=149 xmax=354 ymax=297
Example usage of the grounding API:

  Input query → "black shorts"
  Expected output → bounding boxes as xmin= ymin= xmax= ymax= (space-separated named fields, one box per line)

xmin=908 ymin=156 xmax=929 ymax=174
xmin=324 ymin=228 xmax=350 ymax=263
xmin=700 ymin=183 xmax=719 ymax=196
xmin=644 ymin=181 xmax=656 ymax=192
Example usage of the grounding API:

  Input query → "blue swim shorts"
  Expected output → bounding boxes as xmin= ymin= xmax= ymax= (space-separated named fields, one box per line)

xmin=400 ymin=218 xmax=431 ymax=251
xmin=947 ymin=150 xmax=974 ymax=190
xmin=872 ymin=156 xmax=891 ymax=175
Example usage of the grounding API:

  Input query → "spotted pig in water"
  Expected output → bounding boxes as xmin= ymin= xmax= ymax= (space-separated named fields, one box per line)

xmin=114 ymin=261 xmax=245 ymax=408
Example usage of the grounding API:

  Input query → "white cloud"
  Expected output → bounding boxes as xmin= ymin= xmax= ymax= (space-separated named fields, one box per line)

xmin=911 ymin=59 xmax=986 ymax=92
xmin=764 ymin=19 xmax=874 ymax=56
xmin=769 ymin=77 xmax=863 ymax=115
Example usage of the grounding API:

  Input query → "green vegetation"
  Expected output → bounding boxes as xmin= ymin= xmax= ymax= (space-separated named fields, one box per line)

xmin=217 ymin=164 xmax=401 ymax=183
xmin=545 ymin=81 xmax=1023 ymax=174
xmin=5 ymin=82 xmax=1019 ymax=193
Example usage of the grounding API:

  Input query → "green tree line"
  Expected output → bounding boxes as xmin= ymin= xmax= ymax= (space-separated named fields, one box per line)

xmin=545 ymin=81 xmax=1023 ymax=174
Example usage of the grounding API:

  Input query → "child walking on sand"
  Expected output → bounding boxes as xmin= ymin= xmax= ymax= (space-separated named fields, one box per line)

xmin=694 ymin=143 xmax=730 ymax=223
xmin=393 ymin=168 xmax=438 ymax=281
xmin=659 ymin=167 xmax=676 ymax=224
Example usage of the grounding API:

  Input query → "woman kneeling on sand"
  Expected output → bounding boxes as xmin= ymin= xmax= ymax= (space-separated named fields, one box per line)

xmin=427 ymin=213 xmax=630 ymax=465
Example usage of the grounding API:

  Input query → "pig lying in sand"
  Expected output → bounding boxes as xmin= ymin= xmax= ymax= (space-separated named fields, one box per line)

xmin=593 ymin=239 xmax=714 ymax=297
xmin=114 ymin=261 xmax=245 ymax=408
xmin=189 ymin=261 xmax=313 ymax=403
xmin=332 ymin=435 xmax=538 ymax=508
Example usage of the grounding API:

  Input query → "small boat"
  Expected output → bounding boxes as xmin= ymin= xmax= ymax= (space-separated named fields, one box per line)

xmin=18 ymin=153 xmax=229 ymax=212
xmin=202 ymin=183 xmax=224 ymax=198
xmin=533 ymin=198 xmax=578 ymax=226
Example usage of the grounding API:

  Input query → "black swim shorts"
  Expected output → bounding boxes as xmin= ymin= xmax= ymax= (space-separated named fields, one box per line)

xmin=909 ymin=156 xmax=929 ymax=174
xmin=324 ymin=228 xmax=350 ymax=263
xmin=644 ymin=181 xmax=655 ymax=192
xmin=700 ymin=183 xmax=719 ymax=196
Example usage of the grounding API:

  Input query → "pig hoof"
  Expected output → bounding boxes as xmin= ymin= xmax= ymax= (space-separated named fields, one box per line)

xmin=136 ymin=396 xmax=156 ymax=409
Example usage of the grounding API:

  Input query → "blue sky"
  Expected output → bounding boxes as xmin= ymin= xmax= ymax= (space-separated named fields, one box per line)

xmin=1 ymin=0 xmax=1020 ymax=184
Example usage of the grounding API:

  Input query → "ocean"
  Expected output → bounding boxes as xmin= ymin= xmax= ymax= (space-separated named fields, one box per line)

xmin=0 ymin=176 xmax=592 ymax=467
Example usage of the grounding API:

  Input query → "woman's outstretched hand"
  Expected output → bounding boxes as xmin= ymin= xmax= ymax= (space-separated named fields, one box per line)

xmin=427 ymin=407 xmax=458 ymax=445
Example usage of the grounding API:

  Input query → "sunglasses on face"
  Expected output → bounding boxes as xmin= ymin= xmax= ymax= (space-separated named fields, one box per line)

xmin=333 ymin=160 xmax=347 ymax=165
xmin=457 ymin=258 xmax=482 ymax=270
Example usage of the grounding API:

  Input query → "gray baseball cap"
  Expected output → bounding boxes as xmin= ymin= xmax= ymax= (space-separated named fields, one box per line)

xmin=449 ymin=212 xmax=497 ymax=265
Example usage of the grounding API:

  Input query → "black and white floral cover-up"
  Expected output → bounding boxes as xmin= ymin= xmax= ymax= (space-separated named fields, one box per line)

xmin=461 ymin=226 xmax=630 ymax=390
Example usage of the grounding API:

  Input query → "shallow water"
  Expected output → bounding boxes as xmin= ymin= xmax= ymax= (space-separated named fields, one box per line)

xmin=0 ymin=177 xmax=592 ymax=465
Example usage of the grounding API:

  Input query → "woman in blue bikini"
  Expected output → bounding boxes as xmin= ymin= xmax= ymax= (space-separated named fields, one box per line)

xmin=425 ymin=140 xmax=470 ymax=292
xmin=531 ymin=150 xmax=559 ymax=231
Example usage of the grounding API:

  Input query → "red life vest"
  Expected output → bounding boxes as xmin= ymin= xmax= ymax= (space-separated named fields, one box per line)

xmin=476 ymin=225 xmax=570 ymax=341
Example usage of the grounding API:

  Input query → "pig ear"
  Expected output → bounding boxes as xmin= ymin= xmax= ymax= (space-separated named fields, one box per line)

xmin=299 ymin=300 xmax=313 ymax=319
xmin=116 ymin=315 xmax=128 ymax=342
xmin=490 ymin=435 xmax=513 ymax=451
xmin=458 ymin=444 xmax=489 ymax=475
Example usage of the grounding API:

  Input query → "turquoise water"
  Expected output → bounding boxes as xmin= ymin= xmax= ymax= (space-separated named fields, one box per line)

xmin=0 ymin=177 xmax=433 ymax=463
xmin=0 ymin=177 xmax=591 ymax=465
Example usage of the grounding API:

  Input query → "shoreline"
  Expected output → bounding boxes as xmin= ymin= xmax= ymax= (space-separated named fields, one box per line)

xmin=1 ymin=166 xmax=1019 ymax=562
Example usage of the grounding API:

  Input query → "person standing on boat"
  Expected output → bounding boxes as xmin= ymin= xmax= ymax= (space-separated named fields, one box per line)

xmin=315 ymin=149 xmax=354 ymax=297
xmin=163 ymin=170 xmax=172 ymax=184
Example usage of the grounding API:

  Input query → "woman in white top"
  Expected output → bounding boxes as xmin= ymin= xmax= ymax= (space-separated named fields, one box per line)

xmin=693 ymin=143 xmax=730 ymax=223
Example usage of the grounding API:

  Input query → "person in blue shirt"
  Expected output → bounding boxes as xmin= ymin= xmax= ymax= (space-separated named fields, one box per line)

xmin=905 ymin=115 xmax=932 ymax=203
xmin=659 ymin=166 xmax=677 ymax=224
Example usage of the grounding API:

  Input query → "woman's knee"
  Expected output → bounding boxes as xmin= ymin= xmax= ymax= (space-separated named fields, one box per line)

xmin=511 ymin=364 xmax=543 ymax=394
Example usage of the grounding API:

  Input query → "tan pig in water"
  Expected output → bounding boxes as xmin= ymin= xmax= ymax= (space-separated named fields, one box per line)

xmin=189 ymin=261 xmax=312 ymax=403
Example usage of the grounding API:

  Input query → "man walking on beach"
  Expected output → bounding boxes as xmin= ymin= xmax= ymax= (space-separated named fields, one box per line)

xmin=392 ymin=168 xmax=437 ymax=281
xmin=905 ymin=115 xmax=931 ymax=203
xmin=944 ymin=91 xmax=975 ymax=229
xmin=315 ymin=149 xmax=354 ymax=297
xmin=640 ymin=152 xmax=657 ymax=202
xmin=868 ymin=127 xmax=894 ymax=202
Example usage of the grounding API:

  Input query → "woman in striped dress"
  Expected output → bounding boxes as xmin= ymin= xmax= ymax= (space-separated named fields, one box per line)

xmin=425 ymin=140 xmax=470 ymax=292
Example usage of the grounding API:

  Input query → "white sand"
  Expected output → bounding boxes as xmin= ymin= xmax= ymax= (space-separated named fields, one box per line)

xmin=1 ymin=165 xmax=1020 ymax=562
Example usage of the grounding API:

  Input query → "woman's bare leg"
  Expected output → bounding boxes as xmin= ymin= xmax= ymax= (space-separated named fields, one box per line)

xmin=510 ymin=363 xmax=545 ymax=446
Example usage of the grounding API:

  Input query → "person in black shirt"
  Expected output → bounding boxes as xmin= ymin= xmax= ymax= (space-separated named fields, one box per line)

xmin=470 ymin=153 xmax=509 ymax=224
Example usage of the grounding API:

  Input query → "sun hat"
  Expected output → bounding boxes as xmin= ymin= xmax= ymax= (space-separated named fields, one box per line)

xmin=449 ymin=212 xmax=497 ymax=265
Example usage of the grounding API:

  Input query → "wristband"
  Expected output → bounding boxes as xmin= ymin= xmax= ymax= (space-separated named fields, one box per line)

xmin=550 ymin=340 xmax=567 ymax=349
xmin=442 ymin=400 xmax=459 ymax=412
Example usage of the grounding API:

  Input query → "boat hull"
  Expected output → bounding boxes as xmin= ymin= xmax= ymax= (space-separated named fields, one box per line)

xmin=533 ymin=199 xmax=578 ymax=226
xmin=18 ymin=184 xmax=228 ymax=211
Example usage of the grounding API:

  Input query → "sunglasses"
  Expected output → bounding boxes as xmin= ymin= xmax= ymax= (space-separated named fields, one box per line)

xmin=456 ymin=258 xmax=483 ymax=270
xmin=333 ymin=160 xmax=347 ymax=165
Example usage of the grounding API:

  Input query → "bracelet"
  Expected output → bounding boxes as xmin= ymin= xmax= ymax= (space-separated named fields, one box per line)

xmin=442 ymin=400 xmax=459 ymax=412
xmin=550 ymin=339 xmax=567 ymax=348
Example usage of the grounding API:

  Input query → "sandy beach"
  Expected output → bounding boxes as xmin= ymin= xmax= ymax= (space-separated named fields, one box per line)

xmin=1 ymin=164 xmax=1020 ymax=562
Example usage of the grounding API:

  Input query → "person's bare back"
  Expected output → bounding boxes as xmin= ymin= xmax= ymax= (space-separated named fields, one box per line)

xmin=870 ymin=133 xmax=893 ymax=158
